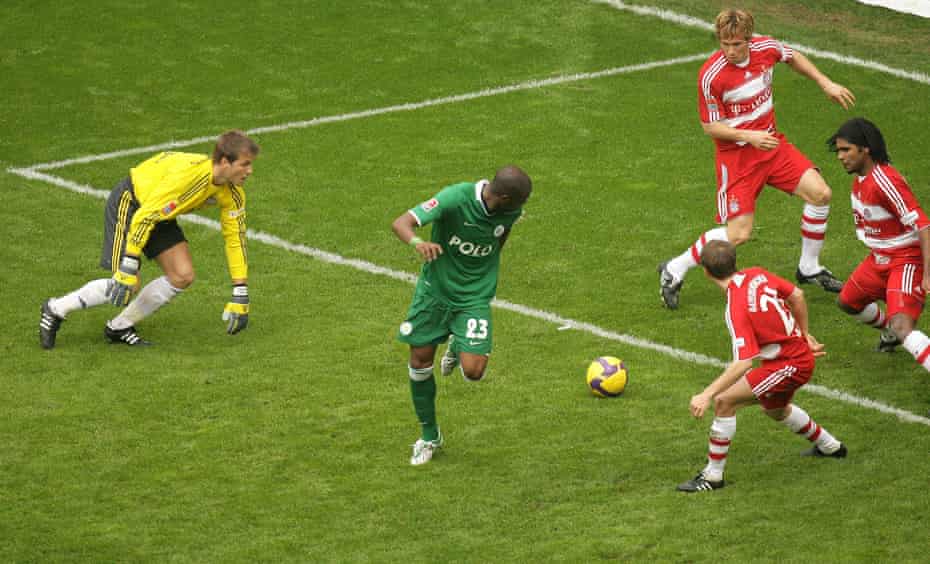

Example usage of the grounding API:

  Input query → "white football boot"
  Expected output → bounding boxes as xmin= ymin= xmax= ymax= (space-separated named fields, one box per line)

xmin=440 ymin=336 xmax=460 ymax=377
xmin=410 ymin=431 xmax=443 ymax=466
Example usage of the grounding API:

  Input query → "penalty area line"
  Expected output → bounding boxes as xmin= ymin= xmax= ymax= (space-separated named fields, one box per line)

xmin=593 ymin=0 xmax=930 ymax=85
xmin=10 ymin=52 xmax=710 ymax=173
xmin=8 ymin=167 xmax=930 ymax=427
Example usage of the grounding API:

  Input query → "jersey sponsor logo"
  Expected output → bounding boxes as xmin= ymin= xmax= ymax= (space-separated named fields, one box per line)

xmin=421 ymin=198 xmax=439 ymax=212
xmin=448 ymin=234 xmax=493 ymax=257
xmin=493 ymin=225 xmax=505 ymax=238
xmin=161 ymin=201 xmax=177 ymax=215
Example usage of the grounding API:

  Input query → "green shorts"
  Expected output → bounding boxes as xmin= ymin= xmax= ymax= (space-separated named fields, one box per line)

xmin=397 ymin=287 xmax=492 ymax=355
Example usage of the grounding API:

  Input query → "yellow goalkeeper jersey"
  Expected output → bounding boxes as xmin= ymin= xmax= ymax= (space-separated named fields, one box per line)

xmin=128 ymin=151 xmax=248 ymax=280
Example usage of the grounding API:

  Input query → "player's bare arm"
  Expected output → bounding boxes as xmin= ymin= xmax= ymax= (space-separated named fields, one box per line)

xmin=785 ymin=287 xmax=826 ymax=357
xmin=786 ymin=51 xmax=856 ymax=110
xmin=391 ymin=211 xmax=443 ymax=262
xmin=701 ymin=121 xmax=779 ymax=151
xmin=690 ymin=358 xmax=753 ymax=418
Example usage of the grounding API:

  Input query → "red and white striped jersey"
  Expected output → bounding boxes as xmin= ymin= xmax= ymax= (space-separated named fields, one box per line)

xmin=697 ymin=36 xmax=793 ymax=152
xmin=725 ymin=267 xmax=809 ymax=362
xmin=851 ymin=163 xmax=930 ymax=258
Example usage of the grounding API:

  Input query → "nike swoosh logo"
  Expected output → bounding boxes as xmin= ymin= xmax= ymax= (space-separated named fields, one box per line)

xmin=468 ymin=340 xmax=481 ymax=346
xmin=463 ymin=222 xmax=479 ymax=227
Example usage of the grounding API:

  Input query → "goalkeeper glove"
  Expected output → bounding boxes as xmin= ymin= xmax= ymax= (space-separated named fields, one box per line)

xmin=222 ymin=284 xmax=250 ymax=335
xmin=106 ymin=255 xmax=140 ymax=306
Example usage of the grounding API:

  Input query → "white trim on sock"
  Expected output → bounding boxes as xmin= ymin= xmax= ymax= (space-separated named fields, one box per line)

xmin=408 ymin=365 xmax=434 ymax=382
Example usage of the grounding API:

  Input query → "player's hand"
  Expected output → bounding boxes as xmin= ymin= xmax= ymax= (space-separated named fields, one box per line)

xmin=744 ymin=130 xmax=779 ymax=151
xmin=822 ymin=81 xmax=855 ymax=110
xmin=414 ymin=241 xmax=443 ymax=262
xmin=689 ymin=392 xmax=713 ymax=419
xmin=806 ymin=334 xmax=826 ymax=358
xmin=922 ymin=276 xmax=930 ymax=295
xmin=222 ymin=284 xmax=249 ymax=334
xmin=106 ymin=255 xmax=140 ymax=306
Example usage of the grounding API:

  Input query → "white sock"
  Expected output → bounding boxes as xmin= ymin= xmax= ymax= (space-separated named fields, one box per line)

xmin=702 ymin=416 xmax=736 ymax=481
xmin=903 ymin=330 xmax=930 ymax=371
xmin=667 ymin=227 xmax=728 ymax=282
xmin=799 ymin=204 xmax=829 ymax=276
xmin=782 ymin=404 xmax=841 ymax=453
xmin=108 ymin=276 xmax=182 ymax=330
xmin=49 ymin=279 xmax=110 ymax=317
xmin=408 ymin=364 xmax=434 ymax=382
xmin=852 ymin=302 xmax=887 ymax=329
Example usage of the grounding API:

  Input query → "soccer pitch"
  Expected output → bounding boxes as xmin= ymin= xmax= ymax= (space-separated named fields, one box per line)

xmin=3 ymin=1 xmax=930 ymax=561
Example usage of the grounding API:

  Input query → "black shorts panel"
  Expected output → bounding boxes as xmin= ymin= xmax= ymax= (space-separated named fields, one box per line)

xmin=100 ymin=177 xmax=187 ymax=271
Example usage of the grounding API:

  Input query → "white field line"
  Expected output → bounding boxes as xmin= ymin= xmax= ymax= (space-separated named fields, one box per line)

xmin=593 ymin=0 xmax=930 ymax=85
xmin=9 ymin=167 xmax=930 ymax=426
xmin=12 ymin=53 xmax=710 ymax=173
xmin=7 ymin=23 xmax=930 ymax=425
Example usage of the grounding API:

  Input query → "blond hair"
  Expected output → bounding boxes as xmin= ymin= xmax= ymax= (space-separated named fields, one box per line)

xmin=715 ymin=9 xmax=754 ymax=41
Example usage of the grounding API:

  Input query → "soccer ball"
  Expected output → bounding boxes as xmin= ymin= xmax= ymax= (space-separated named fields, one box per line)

xmin=586 ymin=356 xmax=628 ymax=397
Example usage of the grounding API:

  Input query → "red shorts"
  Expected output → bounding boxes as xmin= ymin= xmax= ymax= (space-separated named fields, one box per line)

xmin=745 ymin=354 xmax=814 ymax=410
xmin=839 ymin=252 xmax=925 ymax=320
xmin=715 ymin=134 xmax=815 ymax=223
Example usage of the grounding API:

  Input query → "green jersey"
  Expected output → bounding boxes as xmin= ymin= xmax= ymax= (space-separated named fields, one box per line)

xmin=409 ymin=180 xmax=522 ymax=308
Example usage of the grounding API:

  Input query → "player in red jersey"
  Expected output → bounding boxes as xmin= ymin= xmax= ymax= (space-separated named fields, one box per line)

xmin=659 ymin=9 xmax=856 ymax=310
xmin=677 ymin=240 xmax=846 ymax=493
xmin=829 ymin=118 xmax=930 ymax=372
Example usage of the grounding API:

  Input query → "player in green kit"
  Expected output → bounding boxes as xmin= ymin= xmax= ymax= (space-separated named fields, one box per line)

xmin=392 ymin=165 xmax=532 ymax=465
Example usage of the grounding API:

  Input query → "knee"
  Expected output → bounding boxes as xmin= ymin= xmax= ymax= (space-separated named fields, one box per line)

xmin=728 ymin=231 xmax=750 ymax=246
xmin=888 ymin=314 xmax=914 ymax=339
xmin=810 ymin=186 xmax=832 ymax=206
xmin=713 ymin=396 xmax=735 ymax=417
xmin=726 ymin=223 xmax=752 ymax=246
xmin=462 ymin=366 xmax=486 ymax=381
xmin=167 ymin=269 xmax=195 ymax=289
xmin=461 ymin=358 xmax=488 ymax=381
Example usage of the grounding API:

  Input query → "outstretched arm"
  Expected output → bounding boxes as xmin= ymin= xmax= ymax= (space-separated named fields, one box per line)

xmin=786 ymin=51 xmax=856 ymax=110
xmin=690 ymin=358 xmax=754 ymax=418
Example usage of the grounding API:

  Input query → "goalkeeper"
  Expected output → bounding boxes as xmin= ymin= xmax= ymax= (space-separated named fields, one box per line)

xmin=39 ymin=130 xmax=259 ymax=348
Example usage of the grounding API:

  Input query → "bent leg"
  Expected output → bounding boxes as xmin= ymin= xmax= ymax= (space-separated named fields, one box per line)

xmin=459 ymin=353 xmax=489 ymax=381
xmin=48 ymin=279 xmax=111 ymax=317
xmin=154 ymin=242 xmax=195 ymax=289
xmin=697 ymin=376 xmax=757 ymax=482
xmin=775 ymin=403 xmax=844 ymax=456
xmin=793 ymin=169 xmax=842 ymax=286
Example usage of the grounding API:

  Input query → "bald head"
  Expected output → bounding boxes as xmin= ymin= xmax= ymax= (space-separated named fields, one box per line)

xmin=489 ymin=165 xmax=532 ymax=210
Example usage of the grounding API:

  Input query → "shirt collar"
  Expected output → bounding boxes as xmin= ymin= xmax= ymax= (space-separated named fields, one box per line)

xmin=475 ymin=179 xmax=491 ymax=216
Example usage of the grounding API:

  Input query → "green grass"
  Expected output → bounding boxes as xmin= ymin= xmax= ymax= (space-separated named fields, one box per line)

xmin=3 ymin=1 xmax=930 ymax=562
